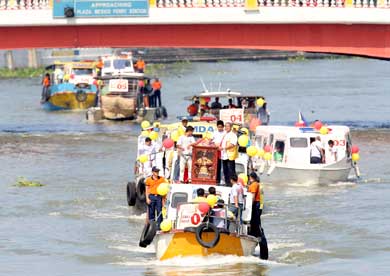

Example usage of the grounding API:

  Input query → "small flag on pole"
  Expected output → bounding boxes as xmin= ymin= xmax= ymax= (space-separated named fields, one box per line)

xmin=298 ymin=112 xmax=308 ymax=126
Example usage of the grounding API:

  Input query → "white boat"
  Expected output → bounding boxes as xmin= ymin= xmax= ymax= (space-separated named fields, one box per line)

xmin=253 ymin=125 xmax=359 ymax=185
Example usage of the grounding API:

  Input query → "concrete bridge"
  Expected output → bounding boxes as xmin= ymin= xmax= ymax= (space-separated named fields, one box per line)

xmin=1 ymin=0 xmax=390 ymax=58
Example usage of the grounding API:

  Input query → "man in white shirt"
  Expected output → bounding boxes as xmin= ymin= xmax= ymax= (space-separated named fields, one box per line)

xmin=138 ymin=137 xmax=160 ymax=175
xmin=326 ymin=140 xmax=338 ymax=163
xmin=219 ymin=122 xmax=238 ymax=186
xmin=177 ymin=126 xmax=196 ymax=183
xmin=229 ymin=175 xmax=244 ymax=223
xmin=310 ymin=136 xmax=325 ymax=164
xmin=212 ymin=120 xmax=226 ymax=184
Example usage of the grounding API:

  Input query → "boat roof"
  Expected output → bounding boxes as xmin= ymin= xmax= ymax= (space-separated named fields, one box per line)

xmin=184 ymin=91 xmax=265 ymax=100
xmin=97 ymin=74 xmax=150 ymax=80
xmin=255 ymin=125 xmax=350 ymax=137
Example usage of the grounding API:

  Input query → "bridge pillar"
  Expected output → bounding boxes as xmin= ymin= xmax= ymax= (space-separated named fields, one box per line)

xmin=28 ymin=49 xmax=38 ymax=69
xmin=5 ymin=51 xmax=14 ymax=70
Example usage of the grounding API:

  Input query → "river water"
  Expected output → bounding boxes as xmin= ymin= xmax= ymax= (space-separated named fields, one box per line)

xmin=1 ymin=58 xmax=390 ymax=275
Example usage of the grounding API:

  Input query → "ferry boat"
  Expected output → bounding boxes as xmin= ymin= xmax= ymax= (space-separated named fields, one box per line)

xmin=134 ymin=141 xmax=268 ymax=260
xmin=41 ymin=61 xmax=98 ymax=110
xmin=86 ymin=52 xmax=168 ymax=122
xmin=253 ymin=125 xmax=360 ymax=185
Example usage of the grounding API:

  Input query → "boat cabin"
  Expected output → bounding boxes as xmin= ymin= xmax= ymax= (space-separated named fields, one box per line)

xmin=254 ymin=125 xmax=352 ymax=166
xmin=101 ymin=52 xmax=143 ymax=77
xmin=183 ymin=91 xmax=269 ymax=126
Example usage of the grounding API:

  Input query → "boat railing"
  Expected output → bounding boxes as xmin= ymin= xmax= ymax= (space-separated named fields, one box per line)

xmin=173 ymin=201 xmax=246 ymax=235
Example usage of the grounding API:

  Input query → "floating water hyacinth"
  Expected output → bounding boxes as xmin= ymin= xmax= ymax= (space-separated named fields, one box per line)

xmin=14 ymin=177 xmax=45 ymax=187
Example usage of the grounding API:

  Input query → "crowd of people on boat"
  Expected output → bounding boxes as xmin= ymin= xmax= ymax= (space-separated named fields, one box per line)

xmin=138 ymin=78 xmax=163 ymax=109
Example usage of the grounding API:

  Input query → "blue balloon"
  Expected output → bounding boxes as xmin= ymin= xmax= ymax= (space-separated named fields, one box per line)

xmin=154 ymin=127 xmax=160 ymax=132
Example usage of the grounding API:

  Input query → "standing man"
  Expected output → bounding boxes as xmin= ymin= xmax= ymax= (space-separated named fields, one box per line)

xmin=212 ymin=120 xmax=226 ymax=184
xmin=135 ymin=57 xmax=146 ymax=73
xmin=138 ymin=137 xmax=160 ymax=175
xmin=180 ymin=117 xmax=189 ymax=133
xmin=229 ymin=175 xmax=244 ymax=223
xmin=219 ymin=122 xmax=238 ymax=186
xmin=310 ymin=136 xmax=325 ymax=164
xmin=152 ymin=78 xmax=162 ymax=107
xmin=177 ymin=126 xmax=196 ymax=183
xmin=145 ymin=167 xmax=166 ymax=229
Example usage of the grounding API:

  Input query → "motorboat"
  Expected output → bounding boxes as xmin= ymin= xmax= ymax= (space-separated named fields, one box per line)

xmin=253 ymin=125 xmax=360 ymax=185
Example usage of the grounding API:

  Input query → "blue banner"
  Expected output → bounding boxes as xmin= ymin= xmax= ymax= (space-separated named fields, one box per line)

xmin=53 ymin=0 xmax=149 ymax=18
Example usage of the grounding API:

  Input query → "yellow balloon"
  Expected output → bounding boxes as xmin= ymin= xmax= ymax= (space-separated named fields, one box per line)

xmin=246 ymin=146 xmax=258 ymax=157
xmin=352 ymin=153 xmax=360 ymax=162
xmin=257 ymin=148 xmax=265 ymax=158
xmin=141 ymin=130 xmax=149 ymax=137
xmin=238 ymin=135 xmax=249 ymax=147
xmin=141 ymin=120 xmax=151 ymax=130
xmin=149 ymin=131 xmax=159 ymax=141
xmin=203 ymin=131 xmax=213 ymax=139
xmin=206 ymin=195 xmax=218 ymax=207
xmin=263 ymin=152 xmax=272 ymax=161
xmin=171 ymin=130 xmax=179 ymax=142
xmin=240 ymin=127 xmax=249 ymax=135
xmin=199 ymin=97 xmax=206 ymax=105
xmin=63 ymin=74 xmax=70 ymax=81
xmin=138 ymin=154 xmax=148 ymax=163
xmin=256 ymin=98 xmax=265 ymax=107
xmin=320 ymin=126 xmax=329 ymax=135
xmin=160 ymin=219 xmax=172 ymax=232
xmin=238 ymin=173 xmax=248 ymax=186
xmin=157 ymin=183 xmax=170 ymax=196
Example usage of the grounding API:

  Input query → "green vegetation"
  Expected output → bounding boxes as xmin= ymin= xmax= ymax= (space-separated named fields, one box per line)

xmin=0 ymin=67 xmax=47 ymax=79
xmin=146 ymin=61 xmax=192 ymax=77
xmin=14 ymin=177 xmax=45 ymax=187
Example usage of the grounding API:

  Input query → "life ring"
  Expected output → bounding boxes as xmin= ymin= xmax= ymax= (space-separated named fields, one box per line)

xmin=139 ymin=222 xmax=157 ymax=248
xmin=136 ymin=177 xmax=146 ymax=202
xmin=259 ymin=227 xmax=269 ymax=260
xmin=76 ymin=90 xmax=87 ymax=102
xmin=126 ymin=181 xmax=137 ymax=206
xmin=195 ymin=223 xmax=220 ymax=249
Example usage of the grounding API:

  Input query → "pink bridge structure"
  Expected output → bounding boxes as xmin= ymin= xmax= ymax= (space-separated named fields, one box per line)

xmin=0 ymin=0 xmax=390 ymax=58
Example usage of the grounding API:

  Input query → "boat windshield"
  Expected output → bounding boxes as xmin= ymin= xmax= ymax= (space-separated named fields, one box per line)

xmin=72 ymin=68 xmax=93 ymax=75
xmin=113 ymin=59 xmax=132 ymax=69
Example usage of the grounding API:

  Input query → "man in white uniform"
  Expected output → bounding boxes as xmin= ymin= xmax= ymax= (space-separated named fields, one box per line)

xmin=310 ymin=136 xmax=325 ymax=164
xmin=211 ymin=120 xmax=226 ymax=184
xmin=138 ymin=137 xmax=160 ymax=175
xmin=177 ymin=126 xmax=196 ymax=183
xmin=219 ymin=122 xmax=238 ymax=186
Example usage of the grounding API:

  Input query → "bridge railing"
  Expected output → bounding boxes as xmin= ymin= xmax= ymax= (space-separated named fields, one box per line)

xmin=0 ymin=0 xmax=389 ymax=9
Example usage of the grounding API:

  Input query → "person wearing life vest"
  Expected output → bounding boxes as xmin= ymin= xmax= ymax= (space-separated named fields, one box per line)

xmin=248 ymin=172 xmax=263 ymax=238
xmin=145 ymin=166 xmax=166 ymax=229
xmin=96 ymin=58 xmax=103 ymax=77
xmin=135 ymin=58 xmax=146 ymax=73
xmin=219 ymin=122 xmax=238 ymax=186
xmin=41 ymin=73 xmax=51 ymax=103
xmin=152 ymin=78 xmax=162 ymax=107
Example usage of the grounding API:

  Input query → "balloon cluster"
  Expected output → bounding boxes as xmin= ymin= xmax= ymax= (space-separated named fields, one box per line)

xmin=263 ymin=145 xmax=272 ymax=161
xmin=351 ymin=145 xmax=360 ymax=162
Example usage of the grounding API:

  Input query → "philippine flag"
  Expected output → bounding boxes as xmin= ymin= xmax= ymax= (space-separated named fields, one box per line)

xmin=297 ymin=111 xmax=308 ymax=126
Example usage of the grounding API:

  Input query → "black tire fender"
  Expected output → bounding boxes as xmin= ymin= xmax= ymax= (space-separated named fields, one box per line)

xmin=126 ymin=181 xmax=137 ymax=206
xmin=136 ymin=177 xmax=146 ymax=202
xmin=139 ymin=222 xmax=157 ymax=248
xmin=155 ymin=107 xmax=161 ymax=119
xmin=195 ymin=223 xmax=220 ymax=249
xmin=76 ymin=90 xmax=87 ymax=102
xmin=161 ymin=106 xmax=168 ymax=118
xmin=259 ymin=227 xmax=269 ymax=260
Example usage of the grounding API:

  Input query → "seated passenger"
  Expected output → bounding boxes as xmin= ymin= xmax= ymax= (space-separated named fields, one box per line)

xmin=193 ymin=188 xmax=207 ymax=203
xmin=211 ymin=97 xmax=222 ymax=109
xmin=274 ymin=146 xmax=283 ymax=162
xmin=211 ymin=199 xmax=226 ymax=228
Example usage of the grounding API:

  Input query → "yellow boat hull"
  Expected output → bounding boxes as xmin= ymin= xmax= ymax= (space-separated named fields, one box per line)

xmin=45 ymin=92 xmax=96 ymax=110
xmin=155 ymin=231 xmax=258 ymax=260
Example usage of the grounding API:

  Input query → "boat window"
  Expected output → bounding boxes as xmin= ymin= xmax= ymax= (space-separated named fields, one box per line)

xmin=290 ymin=137 xmax=308 ymax=148
xmin=274 ymin=141 xmax=285 ymax=162
xmin=103 ymin=60 xmax=111 ymax=68
xmin=255 ymin=135 xmax=263 ymax=148
xmin=171 ymin=192 xmax=188 ymax=208
xmin=235 ymin=163 xmax=245 ymax=175
xmin=113 ymin=59 xmax=131 ymax=69
xmin=72 ymin=68 xmax=93 ymax=75
xmin=269 ymin=134 xmax=274 ymax=146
